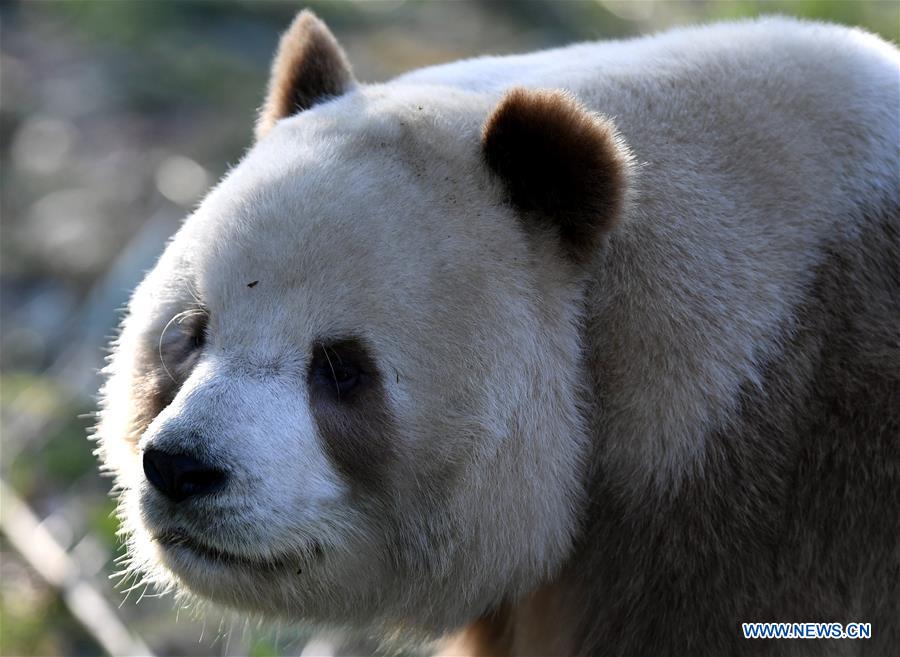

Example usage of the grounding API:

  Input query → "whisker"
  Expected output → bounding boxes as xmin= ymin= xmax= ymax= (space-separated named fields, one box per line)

xmin=319 ymin=342 xmax=341 ymax=398
xmin=158 ymin=307 xmax=208 ymax=382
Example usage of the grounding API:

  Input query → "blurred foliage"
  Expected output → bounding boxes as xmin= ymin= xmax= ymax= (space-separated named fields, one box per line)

xmin=1 ymin=1 xmax=896 ymax=656
xmin=0 ymin=572 xmax=103 ymax=657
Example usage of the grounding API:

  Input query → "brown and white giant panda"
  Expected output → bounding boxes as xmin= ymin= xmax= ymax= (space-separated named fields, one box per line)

xmin=96 ymin=10 xmax=900 ymax=657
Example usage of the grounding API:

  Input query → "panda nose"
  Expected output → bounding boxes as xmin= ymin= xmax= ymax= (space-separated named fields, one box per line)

xmin=142 ymin=449 xmax=227 ymax=503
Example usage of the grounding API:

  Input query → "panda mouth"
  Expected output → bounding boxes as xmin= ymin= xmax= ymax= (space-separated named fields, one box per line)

xmin=156 ymin=529 xmax=316 ymax=572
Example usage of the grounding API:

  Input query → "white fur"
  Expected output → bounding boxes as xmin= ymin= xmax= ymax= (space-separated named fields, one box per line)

xmin=100 ymin=85 xmax=591 ymax=631
xmin=97 ymin=15 xmax=900 ymax=638
xmin=401 ymin=16 xmax=900 ymax=490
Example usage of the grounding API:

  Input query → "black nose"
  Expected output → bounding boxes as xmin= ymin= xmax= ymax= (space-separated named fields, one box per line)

xmin=143 ymin=449 xmax=227 ymax=503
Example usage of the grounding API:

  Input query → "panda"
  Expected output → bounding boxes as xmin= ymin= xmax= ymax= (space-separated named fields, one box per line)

xmin=96 ymin=10 xmax=900 ymax=657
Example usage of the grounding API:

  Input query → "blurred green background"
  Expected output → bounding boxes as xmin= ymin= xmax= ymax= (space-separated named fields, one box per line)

xmin=1 ymin=1 xmax=897 ymax=656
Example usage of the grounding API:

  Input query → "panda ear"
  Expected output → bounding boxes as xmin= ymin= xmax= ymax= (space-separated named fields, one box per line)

xmin=482 ymin=88 xmax=631 ymax=261
xmin=256 ymin=10 xmax=356 ymax=141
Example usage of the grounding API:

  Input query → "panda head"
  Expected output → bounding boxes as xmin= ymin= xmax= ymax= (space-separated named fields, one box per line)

xmin=97 ymin=10 xmax=632 ymax=634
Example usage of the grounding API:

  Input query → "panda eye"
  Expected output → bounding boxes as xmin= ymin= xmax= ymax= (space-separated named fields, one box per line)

xmin=177 ymin=310 xmax=207 ymax=352
xmin=330 ymin=362 xmax=360 ymax=392
xmin=158 ymin=308 xmax=208 ymax=384
xmin=309 ymin=340 xmax=372 ymax=401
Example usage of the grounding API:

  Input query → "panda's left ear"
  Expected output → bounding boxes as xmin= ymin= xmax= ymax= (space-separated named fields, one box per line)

xmin=482 ymin=88 xmax=631 ymax=262
xmin=256 ymin=10 xmax=356 ymax=141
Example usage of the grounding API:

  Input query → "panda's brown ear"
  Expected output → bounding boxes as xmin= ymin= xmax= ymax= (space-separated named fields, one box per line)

xmin=256 ymin=10 xmax=356 ymax=140
xmin=482 ymin=88 xmax=630 ymax=261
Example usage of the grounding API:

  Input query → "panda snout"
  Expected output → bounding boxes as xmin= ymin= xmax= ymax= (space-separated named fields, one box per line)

xmin=143 ymin=448 xmax=228 ymax=503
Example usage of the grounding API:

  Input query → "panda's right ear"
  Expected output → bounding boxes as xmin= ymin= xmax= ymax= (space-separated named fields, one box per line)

xmin=255 ymin=10 xmax=356 ymax=141
xmin=482 ymin=88 xmax=631 ymax=263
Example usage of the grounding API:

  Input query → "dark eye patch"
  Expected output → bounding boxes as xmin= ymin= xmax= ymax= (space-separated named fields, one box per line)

xmin=309 ymin=338 xmax=374 ymax=401
xmin=127 ymin=306 xmax=208 ymax=444
xmin=306 ymin=336 xmax=395 ymax=490
xmin=159 ymin=308 xmax=208 ymax=382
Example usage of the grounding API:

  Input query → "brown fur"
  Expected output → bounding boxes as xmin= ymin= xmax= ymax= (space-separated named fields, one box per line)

xmin=440 ymin=605 xmax=513 ymax=657
xmin=256 ymin=10 xmax=355 ymax=141
xmin=449 ymin=206 xmax=900 ymax=656
xmin=132 ymin=324 xmax=398 ymax=492
xmin=481 ymin=88 xmax=629 ymax=262
xmin=128 ymin=311 xmax=206 ymax=443
xmin=307 ymin=338 xmax=397 ymax=490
